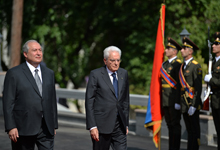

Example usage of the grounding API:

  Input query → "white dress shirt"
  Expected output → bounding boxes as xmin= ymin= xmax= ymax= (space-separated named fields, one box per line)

xmin=184 ymin=57 xmax=193 ymax=69
xmin=215 ymin=55 xmax=220 ymax=62
xmin=106 ymin=66 xmax=118 ymax=83
xmin=26 ymin=61 xmax=42 ymax=83
xmin=168 ymin=56 xmax=177 ymax=63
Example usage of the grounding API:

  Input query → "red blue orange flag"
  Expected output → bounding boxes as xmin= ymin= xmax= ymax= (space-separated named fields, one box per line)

xmin=144 ymin=3 xmax=165 ymax=149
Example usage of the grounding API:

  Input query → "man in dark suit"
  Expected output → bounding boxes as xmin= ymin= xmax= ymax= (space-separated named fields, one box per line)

xmin=85 ymin=46 xmax=130 ymax=150
xmin=179 ymin=37 xmax=202 ymax=150
xmin=204 ymin=32 xmax=220 ymax=150
xmin=3 ymin=40 xmax=58 ymax=150
xmin=161 ymin=38 xmax=182 ymax=150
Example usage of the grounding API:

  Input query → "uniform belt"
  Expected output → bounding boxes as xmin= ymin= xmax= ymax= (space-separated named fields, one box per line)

xmin=211 ymin=86 xmax=220 ymax=90
xmin=181 ymin=87 xmax=195 ymax=91
xmin=162 ymin=84 xmax=171 ymax=88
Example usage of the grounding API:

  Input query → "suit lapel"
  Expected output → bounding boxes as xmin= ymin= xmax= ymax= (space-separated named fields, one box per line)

xmin=101 ymin=66 xmax=116 ymax=98
xmin=101 ymin=66 xmax=115 ymax=93
xmin=41 ymin=64 xmax=47 ymax=98
xmin=163 ymin=61 xmax=169 ymax=71
xmin=117 ymin=69 xmax=123 ymax=100
xmin=214 ymin=59 xmax=220 ymax=68
xmin=183 ymin=59 xmax=192 ymax=75
xmin=167 ymin=61 xmax=172 ymax=72
xmin=22 ymin=63 xmax=42 ymax=97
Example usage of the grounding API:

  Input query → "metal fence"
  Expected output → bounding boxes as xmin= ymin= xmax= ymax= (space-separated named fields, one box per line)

xmin=56 ymin=88 xmax=149 ymax=106
xmin=56 ymin=87 xmax=211 ymax=114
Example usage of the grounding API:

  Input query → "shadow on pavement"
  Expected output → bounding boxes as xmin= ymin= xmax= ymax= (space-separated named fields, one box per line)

xmin=0 ymin=116 xmax=217 ymax=150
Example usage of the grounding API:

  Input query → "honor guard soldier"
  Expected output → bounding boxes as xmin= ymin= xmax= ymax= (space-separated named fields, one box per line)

xmin=204 ymin=32 xmax=220 ymax=150
xmin=161 ymin=37 xmax=182 ymax=150
xmin=179 ymin=37 xmax=202 ymax=150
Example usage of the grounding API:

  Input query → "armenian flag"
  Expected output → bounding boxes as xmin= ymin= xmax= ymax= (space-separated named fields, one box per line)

xmin=144 ymin=3 xmax=165 ymax=149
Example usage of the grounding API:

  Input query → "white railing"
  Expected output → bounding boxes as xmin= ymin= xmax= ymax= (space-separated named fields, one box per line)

xmin=56 ymin=88 xmax=149 ymax=106
xmin=56 ymin=88 xmax=211 ymax=114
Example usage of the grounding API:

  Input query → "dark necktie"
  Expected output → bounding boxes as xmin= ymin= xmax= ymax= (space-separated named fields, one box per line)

xmin=212 ymin=59 xmax=216 ymax=71
xmin=35 ymin=69 xmax=42 ymax=96
xmin=112 ymin=73 xmax=118 ymax=99
xmin=183 ymin=62 xmax=186 ymax=70
xmin=213 ymin=59 xmax=216 ymax=66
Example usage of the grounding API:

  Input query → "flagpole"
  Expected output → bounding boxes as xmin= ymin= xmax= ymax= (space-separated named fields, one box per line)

xmin=158 ymin=129 xmax=161 ymax=150
xmin=158 ymin=4 xmax=164 ymax=150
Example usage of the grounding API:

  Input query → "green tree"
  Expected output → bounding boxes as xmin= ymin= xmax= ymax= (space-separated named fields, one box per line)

xmin=1 ymin=0 xmax=220 ymax=95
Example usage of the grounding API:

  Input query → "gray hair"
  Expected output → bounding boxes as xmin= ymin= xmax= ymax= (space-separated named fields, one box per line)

xmin=22 ymin=40 xmax=41 ymax=53
xmin=103 ymin=46 xmax=121 ymax=59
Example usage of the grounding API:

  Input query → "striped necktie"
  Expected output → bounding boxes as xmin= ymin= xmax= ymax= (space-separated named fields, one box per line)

xmin=35 ymin=69 xmax=42 ymax=96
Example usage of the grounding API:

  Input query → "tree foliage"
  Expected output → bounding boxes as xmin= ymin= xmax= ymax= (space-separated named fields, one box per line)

xmin=0 ymin=0 xmax=220 ymax=94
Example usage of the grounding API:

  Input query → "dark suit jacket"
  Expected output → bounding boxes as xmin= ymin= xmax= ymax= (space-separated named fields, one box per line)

xmin=180 ymin=59 xmax=202 ymax=113
xmin=85 ymin=66 xmax=130 ymax=134
xmin=3 ymin=62 xmax=58 ymax=136
xmin=209 ymin=59 xmax=220 ymax=109
xmin=161 ymin=58 xmax=182 ymax=107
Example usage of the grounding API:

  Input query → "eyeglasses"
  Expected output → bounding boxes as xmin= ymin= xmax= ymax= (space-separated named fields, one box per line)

xmin=109 ymin=59 xmax=121 ymax=63
xmin=213 ymin=41 xmax=220 ymax=45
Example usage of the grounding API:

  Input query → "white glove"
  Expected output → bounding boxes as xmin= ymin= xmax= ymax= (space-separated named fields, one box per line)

xmin=188 ymin=106 xmax=196 ymax=116
xmin=174 ymin=103 xmax=181 ymax=110
xmin=204 ymin=74 xmax=212 ymax=82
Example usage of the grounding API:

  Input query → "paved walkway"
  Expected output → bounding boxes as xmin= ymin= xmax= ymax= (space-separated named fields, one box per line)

xmin=0 ymin=116 xmax=217 ymax=150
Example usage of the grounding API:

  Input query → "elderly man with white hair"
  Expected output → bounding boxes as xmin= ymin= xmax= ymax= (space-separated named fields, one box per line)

xmin=85 ymin=46 xmax=130 ymax=150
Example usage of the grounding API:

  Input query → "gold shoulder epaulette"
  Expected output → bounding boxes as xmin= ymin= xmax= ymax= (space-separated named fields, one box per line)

xmin=192 ymin=60 xmax=198 ymax=64
xmin=176 ymin=59 xmax=181 ymax=63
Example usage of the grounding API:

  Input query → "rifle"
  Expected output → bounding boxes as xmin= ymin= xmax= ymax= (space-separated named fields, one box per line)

xmin=203 ymin=26 xmax=212 ymax=102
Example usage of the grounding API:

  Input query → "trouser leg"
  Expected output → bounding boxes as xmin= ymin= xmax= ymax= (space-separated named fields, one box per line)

xmin=183 ymin=110 xmax=200 ymax=150
xmin=212 ymin=108 xmax=220 ymax=150
xmin=163 ymin=107 xmax=181 ymax=150
xmin=36 ymin=119 xmax=54 ymax=150
xmin=92 ymin=133 xmax=111 ymax=150
xmin=11 ymin=136 xmax=36 ymax=150
xmin=111 ymin=116 xmax=127 ymax=150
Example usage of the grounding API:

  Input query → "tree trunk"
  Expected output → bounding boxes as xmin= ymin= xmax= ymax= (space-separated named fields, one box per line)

xmin=9 ymin=0 xmax=23 ymax=68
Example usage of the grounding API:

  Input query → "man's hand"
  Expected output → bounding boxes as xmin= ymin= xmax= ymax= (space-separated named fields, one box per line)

xmin=54 ymin=129 xmax=56 ymax=135
xmin=90 ymin=128 xmax=99 ymax=141
xmin=9 ymin=128 xmax=19 ymax=143
xmin=126 ymin=127 xmax=129 ymax=135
